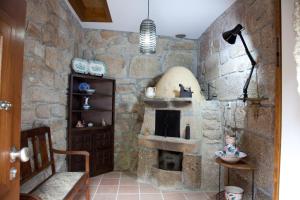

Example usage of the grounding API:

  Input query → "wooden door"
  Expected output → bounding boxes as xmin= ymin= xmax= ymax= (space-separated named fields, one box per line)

xmin=0 ymin=1 xmax=26 ymax=199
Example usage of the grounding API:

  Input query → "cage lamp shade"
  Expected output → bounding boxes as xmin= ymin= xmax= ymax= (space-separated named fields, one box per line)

xmin=139 ymin=18 xmax=156 ymax=54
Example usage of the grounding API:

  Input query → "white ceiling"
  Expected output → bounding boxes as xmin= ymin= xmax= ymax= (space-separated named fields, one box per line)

xmin=66 ymin=0 xmax=236 ymax=39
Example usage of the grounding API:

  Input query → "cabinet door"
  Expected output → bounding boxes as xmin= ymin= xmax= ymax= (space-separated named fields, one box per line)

xmin=93 ymin=131 xmax=114 ymax=175
xmin=70 ymin=133 xmax=91 ymax=172
xmin=93 ymin=148 xmax=113 ymax=175
xmin=94 ymin=130 xmax=113 ymax=149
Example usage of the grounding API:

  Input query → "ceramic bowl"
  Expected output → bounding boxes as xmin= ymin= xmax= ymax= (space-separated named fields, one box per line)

xmin=78 ymin=82 xmax=90 ymax=92
xmin=85 ymin=89 xmax=96 ymax=94
xmin=225 ymin=186 xmax=244 ymax=200
xmin=215 ymin=151 xmax=247 ymax=164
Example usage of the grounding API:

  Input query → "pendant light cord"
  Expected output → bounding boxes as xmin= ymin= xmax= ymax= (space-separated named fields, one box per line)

xmin=147 ymin=0 xmax=150 ymax=19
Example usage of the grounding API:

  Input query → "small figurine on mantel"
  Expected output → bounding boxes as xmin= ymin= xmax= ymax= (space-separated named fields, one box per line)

xmin=179 ymin=84 xmax=193 ymax=97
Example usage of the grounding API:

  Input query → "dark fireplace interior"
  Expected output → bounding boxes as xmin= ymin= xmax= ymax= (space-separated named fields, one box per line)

xmin=155 ymin=110 xmax=180 ymax=137
xmin=158 ymin=150 xmax=183 ymax=171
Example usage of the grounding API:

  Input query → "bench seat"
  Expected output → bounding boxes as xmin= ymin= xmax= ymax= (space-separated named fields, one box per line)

xmin=31 ymin=172 xmax=85 ymax=200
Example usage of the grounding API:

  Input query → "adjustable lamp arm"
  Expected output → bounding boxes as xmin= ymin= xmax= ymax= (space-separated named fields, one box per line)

xmin=238 ymin=32 xmax=257 ymax=102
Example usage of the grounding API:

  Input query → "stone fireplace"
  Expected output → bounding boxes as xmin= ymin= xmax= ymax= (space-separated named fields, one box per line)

xmin=137 ymin=67 xmax=204 ymax=190
xmin=137 ymin=96 xmax=202 ymax=190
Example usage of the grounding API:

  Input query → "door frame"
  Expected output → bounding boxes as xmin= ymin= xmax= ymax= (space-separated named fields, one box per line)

xmin=0 ymin=0 xmax=26 ymax=199
xmin=273 ymin=0 xmax=282 ymax=199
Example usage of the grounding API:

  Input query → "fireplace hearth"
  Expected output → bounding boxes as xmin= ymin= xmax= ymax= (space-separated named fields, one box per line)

xmin=159 ymin=150 xmax=183 ymax=171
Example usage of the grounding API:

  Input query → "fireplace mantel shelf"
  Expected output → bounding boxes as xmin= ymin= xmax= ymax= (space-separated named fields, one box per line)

xmin=143 ymin=97 xmax=192 ymax=107
xmin=138 ymin=135 xmax=201 ymax=154
xmin=139 ymin=135 xmax=200 ymax=145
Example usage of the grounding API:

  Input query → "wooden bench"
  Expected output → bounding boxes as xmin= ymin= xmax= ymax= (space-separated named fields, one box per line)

xmin=20 ymin=127 xmax=90 ymax=200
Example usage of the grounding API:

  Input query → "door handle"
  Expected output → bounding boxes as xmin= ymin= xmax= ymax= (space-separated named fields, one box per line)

xmin=10 ymin=146 xmax=30 ymax=163
xmin=0 ymin=101 xmax=12 ymax=110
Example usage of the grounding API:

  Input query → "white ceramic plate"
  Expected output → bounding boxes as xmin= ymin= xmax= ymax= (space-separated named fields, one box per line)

xmin=72 ymin=58 xmax=89 ymax=74
xmin=89 ymin=60 xmax=106 ymax=76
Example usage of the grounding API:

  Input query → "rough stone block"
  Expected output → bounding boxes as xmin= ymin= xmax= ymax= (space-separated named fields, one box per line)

xmin=137 ymin=148 xmax=158 ymax=180
xmin=182 ymin=155 xmax=202 ymax=189
xmin=202 ymin=119 xmax=221 ymax=131
xmin=169 ymin=40 xmax=196 ymax=50
xmin=31 ymin=87 xmax=59 ymax=103
xmin=128 ymin=32 xmax=139 ymax=44
xmin=129 ymin=55 xmax=161 ymax=78
xmin=204 ymin=53 xmax=219 ymax=81
xmin=24 ymin=39 xmax=45 ymax=59
xmin=36 ymin=104 xmax=50 ymax=119
xmin=26 ymin=21 xmax=42 ymax=40
xmin=164 ymin=52 xmax=194 ymax=71
xmin=246 ymin=106 xmax=274 ymax=138
xmin=152 ymin=167 xmax=182 ymax=189
xmin=116 ymin=84 xmax=136 ymax=94
xmin=96 ymin=54 xmax=126 ymax=78
xmin=51 ymin=105 xmax=65 ymax=118
xmin=203 ymin=130 xmax=222 ymax=140
xmin=201 ymin=139 xmax=223 ymax=191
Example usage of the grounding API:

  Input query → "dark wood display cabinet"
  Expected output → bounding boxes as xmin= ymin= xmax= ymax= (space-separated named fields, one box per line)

xmin=67 ymin=73 xmax=115 ymax=177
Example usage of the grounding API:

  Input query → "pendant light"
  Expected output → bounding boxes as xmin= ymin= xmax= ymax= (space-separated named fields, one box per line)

xmin=139 ymin=0 xmax=156 ymax=54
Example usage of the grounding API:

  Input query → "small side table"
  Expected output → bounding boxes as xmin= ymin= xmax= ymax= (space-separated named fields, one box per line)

xmin=215 ymin=158 xmax=256 ymax=200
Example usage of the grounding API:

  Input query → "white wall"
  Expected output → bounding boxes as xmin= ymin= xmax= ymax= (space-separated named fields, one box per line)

xmin=281 ymin=0 xmax=300 ymax=199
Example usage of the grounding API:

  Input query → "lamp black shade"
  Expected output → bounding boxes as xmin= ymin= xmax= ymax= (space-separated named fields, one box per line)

xmin=222 ymin=24 xmax=244 ymax=44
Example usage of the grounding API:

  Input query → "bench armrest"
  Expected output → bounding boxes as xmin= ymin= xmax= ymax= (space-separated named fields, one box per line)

xmin=20 ymin=193 xmax=42 ymax=200
xmin=52 ymin=149 xmax=90 ymax=173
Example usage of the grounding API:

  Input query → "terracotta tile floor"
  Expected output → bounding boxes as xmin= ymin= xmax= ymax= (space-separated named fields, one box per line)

xmin=76 ymin=171 xmax=215 ymax=200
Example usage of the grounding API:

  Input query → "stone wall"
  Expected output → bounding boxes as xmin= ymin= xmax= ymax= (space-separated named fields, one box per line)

xmin=79 ymin=31 xmax=198 ymax=171
xmin=21 ymin=0 xmax=81 ymax=172
xmin=197 ymin=0 xmax=276 ymax=199
xmin=200 ymin=101 xmax=223 ymax=191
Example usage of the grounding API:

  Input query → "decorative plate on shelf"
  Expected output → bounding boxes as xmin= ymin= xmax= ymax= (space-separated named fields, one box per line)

xmin=89 ymin=60 xmax=106 ymax=76
xmin=215 ymin=150 xmax=247 ymax=164
xmin=72 ymin=58 xmax=89 ymax=74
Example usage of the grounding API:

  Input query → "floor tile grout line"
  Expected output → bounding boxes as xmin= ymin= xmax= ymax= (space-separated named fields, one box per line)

xmin=160 ymin=188 xmax=165 ymax=200
xmin=92 ymin=175 xmax=103 ymax=200
xmin=115 ymin=172 xmax=121 ymax=200
xmin=138 ymin=182 xmax=141 ymax=200
xmin=183 ymin=193 xmax=189 ymax=200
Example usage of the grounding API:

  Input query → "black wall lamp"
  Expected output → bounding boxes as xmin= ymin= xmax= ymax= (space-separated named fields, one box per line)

xmin=222 ymin=24 xmax=257 ymax=102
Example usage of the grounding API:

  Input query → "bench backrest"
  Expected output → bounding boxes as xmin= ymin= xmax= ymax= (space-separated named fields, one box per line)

xmin=20 ymin=127 xmax=55 ymax=184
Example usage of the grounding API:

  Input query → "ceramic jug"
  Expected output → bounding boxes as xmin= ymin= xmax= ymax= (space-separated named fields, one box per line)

xmin=145 ymin=87 xmax=156 ymax=98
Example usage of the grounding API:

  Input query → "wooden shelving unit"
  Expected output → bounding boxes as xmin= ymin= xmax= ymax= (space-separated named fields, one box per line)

xmin=67 ymin=73 xmax=115 ymax=177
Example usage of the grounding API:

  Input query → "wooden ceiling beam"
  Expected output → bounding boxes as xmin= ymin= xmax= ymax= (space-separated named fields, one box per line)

xmin=68 ymin=0 xmax=112 ymax=22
